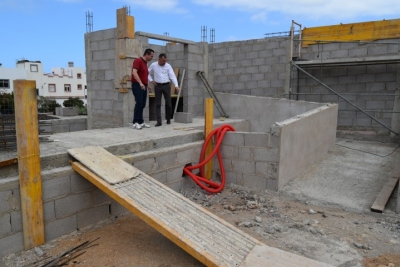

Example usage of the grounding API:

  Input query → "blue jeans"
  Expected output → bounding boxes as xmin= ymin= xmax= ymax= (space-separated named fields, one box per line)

xmin=132 ymin=83 xmax=147 ymax=124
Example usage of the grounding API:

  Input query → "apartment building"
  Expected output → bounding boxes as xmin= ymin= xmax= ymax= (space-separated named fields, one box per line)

xmin=0 ymin=60 xmax=87 ymax=106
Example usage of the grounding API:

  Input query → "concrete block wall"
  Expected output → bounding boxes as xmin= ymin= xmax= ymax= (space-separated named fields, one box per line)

xmin=209 ymin=37 xmax=290 ymax=98
xmin=0 ymin=141 xmax=204 ymax=257
xmin=215 ymin=132 xmax=279 ymax=190
xmin=85 ymin=28 xmax=126 ymax=129
xmin=297 ymin=39 xmax=400 ymax=136
xmin=40 ymin=117 xmax=87 ymax=134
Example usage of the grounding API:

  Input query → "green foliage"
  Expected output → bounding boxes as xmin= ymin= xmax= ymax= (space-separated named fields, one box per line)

xmin=63 ymin=97 xmax=84 ymax=108
xmin=0 ymin=93 xmax=15 ymax=114
xmin=78 ymin=106 xmax=87 ymax=115
xmin=37 ymin=97 xmax=61 ymax=113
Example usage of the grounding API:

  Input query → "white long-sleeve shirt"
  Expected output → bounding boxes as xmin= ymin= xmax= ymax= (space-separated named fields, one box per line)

xmin=148 ymin=62 xmax=179 ymax=87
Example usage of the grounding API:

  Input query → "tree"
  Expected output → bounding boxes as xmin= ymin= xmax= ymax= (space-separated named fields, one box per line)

xmin=63 ymin=97 xmax=84 ymax=108
xmin=37 ymin=97 xmax=61 ymax=113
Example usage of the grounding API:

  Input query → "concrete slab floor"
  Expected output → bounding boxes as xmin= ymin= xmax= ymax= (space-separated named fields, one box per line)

xmin=282 ymin=138 xmax=400 ymax=214
xmin=0 ymin=117 xmax=246 ymax=161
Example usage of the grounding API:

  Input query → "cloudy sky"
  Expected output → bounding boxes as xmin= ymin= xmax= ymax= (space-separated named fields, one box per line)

xmin=1 ymin=0 xmax=399 ymax=72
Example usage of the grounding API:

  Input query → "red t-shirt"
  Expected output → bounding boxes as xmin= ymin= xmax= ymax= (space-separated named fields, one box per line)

xmin=131 ymin=57 xmax=149 ymax=85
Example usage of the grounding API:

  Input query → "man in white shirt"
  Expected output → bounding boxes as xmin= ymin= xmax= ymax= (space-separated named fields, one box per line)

xmin=148 ymin=53 xmax=180 ymax=127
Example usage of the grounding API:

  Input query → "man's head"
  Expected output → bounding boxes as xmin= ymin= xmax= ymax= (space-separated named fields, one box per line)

xmin=158 ymin=53 xmax=167 ymax=66
xmin=143 ymin=48 xmax=154 ymax=61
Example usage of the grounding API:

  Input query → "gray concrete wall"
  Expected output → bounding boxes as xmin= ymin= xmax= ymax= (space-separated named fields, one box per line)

xmin=296 ymin=39 xmax=400 ymax=137
xmin=214 ymin=92 xmax=324 ymax=132
xmin=216 ymin=132 xmax=279 ymax=191
xmin=85 ymin=28 xmax=126 ymax=129
xmin=0 ymin=141 xmax=203 ymax=257
xmin=276 ymin=104 xmax=338 ymax=189
xmin=40 ymin=117 xmax=87 ymax=134
xmin=209 ymin=37 xmax=290 ymax=98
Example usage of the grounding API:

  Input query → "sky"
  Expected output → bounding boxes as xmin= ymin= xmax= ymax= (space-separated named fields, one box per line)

xmin=1 ymin=0 xmax=400 ymax=73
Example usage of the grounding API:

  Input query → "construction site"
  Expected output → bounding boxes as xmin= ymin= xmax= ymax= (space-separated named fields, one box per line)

xmin=1 ymin=7 xmax=400 ymax=267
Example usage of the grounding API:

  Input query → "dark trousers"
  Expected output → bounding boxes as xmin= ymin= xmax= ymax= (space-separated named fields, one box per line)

xmin=155 ymin=83 xmax=172 ymax=124
xmin=132 ymin=82 xmax=147 ymax=124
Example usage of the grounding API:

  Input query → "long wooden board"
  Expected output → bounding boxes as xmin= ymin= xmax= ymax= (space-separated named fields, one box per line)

xmin=302 ymin=18 xmax=400 ymax=47
xmin=68 ymin=146 xmax=138 ymax=184
xmin=371 ymin=177 xmax=399 ymax=213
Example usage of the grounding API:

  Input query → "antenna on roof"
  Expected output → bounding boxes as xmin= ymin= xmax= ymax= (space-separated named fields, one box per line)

xmin=86 ymin=11 xmax=93 ymax=33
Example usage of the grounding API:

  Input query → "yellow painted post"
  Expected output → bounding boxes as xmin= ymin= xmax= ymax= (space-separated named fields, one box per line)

xmin=14 ymin=80 xmax=45 ymax=249
xmin=205 ymin=98 xmax=213 ymax=179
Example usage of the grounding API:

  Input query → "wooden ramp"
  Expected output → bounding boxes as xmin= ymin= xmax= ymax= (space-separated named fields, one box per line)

xmin=68 ymin=146 xmax=332 ymax=267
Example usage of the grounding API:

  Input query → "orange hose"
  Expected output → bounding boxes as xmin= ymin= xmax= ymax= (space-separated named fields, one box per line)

xmin=183 ymin=124 xmax=235 ymax=193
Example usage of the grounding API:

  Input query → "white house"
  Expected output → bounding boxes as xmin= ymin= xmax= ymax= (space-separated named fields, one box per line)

xmin=0 ymin=60 xmax=87 ymax=106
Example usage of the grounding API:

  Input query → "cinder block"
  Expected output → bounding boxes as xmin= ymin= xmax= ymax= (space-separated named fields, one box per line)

xmin=166 ymin=166 xmax=185 ymax=183
xmin=232 ymin=159 xmax=255 ymax=175
xmin=43 ymin=201 xmax=55 ymax=221
xmin=220 ymin=145 xmax=239 ymax=159
xmin=174 ymin=112 xmax=193 ymax=123
xmin=151 ymin=171 xmax=167 ymax=183
xmin=366 ymin=101 xmax=385 ymax=110
xmin=254 ymin=148 xmax=279 ymax=162
xmin=133 ymin=158 xmax=157 ymax=173
xmin=156 ymin=153 xmax=177 ymax=169
xmin=244 ymin=133 xmax=269 ymax=147
xmin=376 ymin=73 xmax=397 ymax=82
xmin=10 ymin=210 xmax=22 ymax=233
xmin=45 ymin=215 xmax=77 ymax=241
xmin=0 ymin=232 xmax=24 ymax=257
xmin=367 ymin=45 xmax=388 ymax=56
xmin=52 ymin=124 xmax=70 ymax=133
xmin=55 ymin=192 xmax=92 ymax=218
xmin=110 ymin=201 xmax=129 ymax=217
xmin=56 ymin=107 xmax=79 ymax=116
xmin=70 ymin=123 xmax=86 ymax=132
xmin=0 ymin=190 xmax=12 ymax=214
xmin=267 ymin=178 xmax=279 ymax=191
xmin=255 ymin=162 xmax=270 ymax=177
xmin=330 ymin=50 xmax=349 ymax=58
xmin=354 ymin=118 xmax=372 ymax=127
xmin=77 ymin=204 xmax=110 ymax=230
xmin=71 ymin=173 xmax=94 ymax=193
xmin=92 ymin=189 xmax=112 ymax=206
xmin=42 ymin=175 xmax=71 ymax=201
xmin=223 ymin=132 xmax=244 ymax=146
xmin=177 ymin=149 xmax=197 ymax=164
xmin=0 ymin=213 xmax=11 ymax=237
xmin=238 ymin=146 xmax=254 ymax=160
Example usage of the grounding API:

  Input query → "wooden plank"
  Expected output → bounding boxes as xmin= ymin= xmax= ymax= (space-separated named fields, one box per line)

xmin=14 ymin=80 xmax=45 ymax=250
xmin=240 ymin=245 xmax=333 ymax=267
xmin=116 ymin=8 xmax=134 ymax=39
xmin=204 ymin=98 xmax=213 ymax=179
xmin=70 ymin=161 xmax=221 ymax=267
xmin=371 ymin=177 xmax=399 ymax=213
xmin=0 ymin=157 xmax=18 ymax=168
xmin=68 ymin=146 xmax=139 ymax=184
xmin=302 ymin=18 xmax=400 ymax=47
xmin=170 ymin=68 xmax=179 ymax=94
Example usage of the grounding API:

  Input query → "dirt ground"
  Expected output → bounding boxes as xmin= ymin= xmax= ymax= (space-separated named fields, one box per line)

xmin=1 ymin=184 xmax=400 ymax=267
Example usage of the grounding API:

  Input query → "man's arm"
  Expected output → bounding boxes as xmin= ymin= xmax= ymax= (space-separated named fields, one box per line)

xmin=132 ymin=68 xmax=145 ymax=89
xmin=167 ymin=64 xmax=179 ymax=91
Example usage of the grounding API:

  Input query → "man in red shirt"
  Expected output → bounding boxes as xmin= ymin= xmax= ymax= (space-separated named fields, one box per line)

xmin=131 ymin=48 xmax=154 ymax=129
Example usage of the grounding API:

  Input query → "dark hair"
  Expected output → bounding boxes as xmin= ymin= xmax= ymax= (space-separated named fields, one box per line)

xmin=158 ymin=53 xmax=167 ymax=59
xmin=143 ymin=48 xmax=154 ymax=56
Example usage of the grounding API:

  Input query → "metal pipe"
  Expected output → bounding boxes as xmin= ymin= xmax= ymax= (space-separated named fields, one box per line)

xmin=285 ymin=93 xmax=397 ymax=96
xmin=292 ymin=63 xmax=400 ymax=135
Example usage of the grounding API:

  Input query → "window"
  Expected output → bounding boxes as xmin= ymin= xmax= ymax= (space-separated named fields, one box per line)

xmin=64 ymin=84 xmax=71 ymax=92
xmin=77 ymin=73 xmax=82 ymax=79
xmin=30 ymin=64 xmax=38 ymax=72
xmin=48 ymin=84 xmax=56 ymax=92
xmin=0 ymin=79 xmax=10 ymax=88
xmin=77 ymin=84 xmax=82 ymax=90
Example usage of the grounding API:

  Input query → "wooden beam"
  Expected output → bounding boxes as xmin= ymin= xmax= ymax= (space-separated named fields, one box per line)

xmin=302 ymin=18 xmax=400 ymax=47
xmin=204 ymin=98 xmax=213 ymax=179
xmin=170 ymin=68 xmax=179 ymax=95
xmin=13 ymin=80 xmax=45 ymax=249
xmin=371 ymin=177 xmax=399 ymax=213
xmin=0 ymin=157 xmax=18 ymax=168
xmin=116 ymin=7 xmax=134 ymax=39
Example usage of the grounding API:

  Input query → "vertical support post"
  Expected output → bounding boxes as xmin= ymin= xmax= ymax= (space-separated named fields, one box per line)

xmin=204 ymin=98 xmax=213 ymax=179
xmin=391 ymin=63 xmax=400 ymax=138
xmin=14 ymin=80 xmax=45 ymax=249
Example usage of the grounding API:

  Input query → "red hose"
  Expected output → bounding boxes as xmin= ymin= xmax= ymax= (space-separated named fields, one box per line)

xmin=183 ymin=124 xmax=235 ymax=193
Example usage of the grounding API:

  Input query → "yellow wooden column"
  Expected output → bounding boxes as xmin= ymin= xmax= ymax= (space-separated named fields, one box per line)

xmin=14 ymin=80 xmax=45 ymax=249
xmin=204 ymin=98 xmax=213 ymax=179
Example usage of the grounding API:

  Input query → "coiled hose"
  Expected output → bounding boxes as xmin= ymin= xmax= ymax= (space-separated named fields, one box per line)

xmin=183 ymin=124 xmax=235 ymax=193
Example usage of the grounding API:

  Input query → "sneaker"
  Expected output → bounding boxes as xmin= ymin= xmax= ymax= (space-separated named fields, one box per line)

xmin=133 ymin=123 xmax=142 ymax=130
xmin=140 ymin=122 xmax=150 ymax=128
xmin=166 ymin=119 xmax=171 ymax=124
